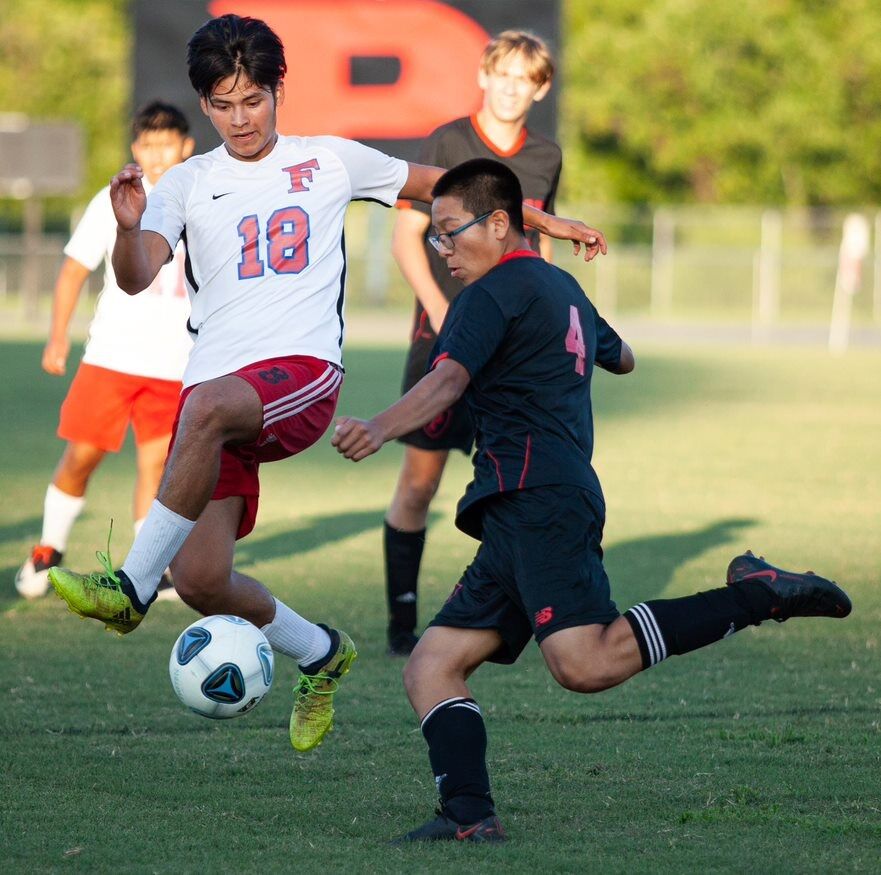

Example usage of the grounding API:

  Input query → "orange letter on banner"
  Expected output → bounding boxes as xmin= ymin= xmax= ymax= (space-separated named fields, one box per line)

xmin=209 ymin=0 xmax=489 ymax=138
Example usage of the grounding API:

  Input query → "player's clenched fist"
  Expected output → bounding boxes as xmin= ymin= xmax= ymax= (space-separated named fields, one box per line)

xmin=109 ymin=163 xmax=148 ymax=231
xmin=332 ymin=417 xmax=385 ymax=461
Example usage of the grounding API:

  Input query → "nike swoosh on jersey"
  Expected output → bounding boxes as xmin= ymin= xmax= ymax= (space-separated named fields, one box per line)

xmin=212 ymin=192 xmax=233 ymax=200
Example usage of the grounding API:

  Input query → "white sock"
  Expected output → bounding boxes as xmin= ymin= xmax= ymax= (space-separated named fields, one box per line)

xmin=133 ymin=518 xmax=145 ymax=538
xmin=261 ymin=599 xmax=331 ymax=667
xmin=122 ymin=500 xmax=195 ymax=604
xmin=41 ymin=484 xmax=85 ymax=552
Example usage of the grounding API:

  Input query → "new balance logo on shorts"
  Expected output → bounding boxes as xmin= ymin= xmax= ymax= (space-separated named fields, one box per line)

xmin=535 ymin=606 xmax=554 ymax=626
xmin=258 ymin=366 xmax=290 ymax=384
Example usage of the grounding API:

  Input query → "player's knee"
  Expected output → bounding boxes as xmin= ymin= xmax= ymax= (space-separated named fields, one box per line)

xmin=399 ymin=475 xmax=441 ymax=513
xmin=170 ymin=557 xmax=229 ymax=613
xmin=60 ymin=445 xmax=103 ymax=480
xmin=402 ymin=644 xmax=444 ymax=696
xmin=178 ymin=386 xmax=235 ymax=442
xmin=402 ymin=649 xmax=428 ymax=697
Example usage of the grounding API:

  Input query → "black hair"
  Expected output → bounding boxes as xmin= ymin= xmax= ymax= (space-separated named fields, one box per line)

xmin=187 ymin=14 xmax=287 ymax=98
xmin=431 ymin=158 xmax=524 ymax=234
xmin=131 ymin=101 xmax=190 ymax=139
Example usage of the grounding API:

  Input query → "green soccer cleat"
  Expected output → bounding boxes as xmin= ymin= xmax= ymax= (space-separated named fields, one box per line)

xmin=290 ymin=627 xmax=357 ymax=752
xmin=48 ymin=545 xmax=147 ymax=636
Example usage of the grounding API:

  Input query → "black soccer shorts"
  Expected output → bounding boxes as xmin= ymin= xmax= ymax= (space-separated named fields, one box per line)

xmin=429 ymin=485 xmax=621 ymax=663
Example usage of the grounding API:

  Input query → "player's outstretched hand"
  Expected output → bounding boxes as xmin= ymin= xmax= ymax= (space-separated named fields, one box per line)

xmin=109 ymin=163 xmax=148 ymax=232
xmin=42 ymin=336 xmax=70 ymax=375
xmin=543 ymin=215 xmax=608 ymax=262
xmin=332 ymin=417 xmax=385 ymax=461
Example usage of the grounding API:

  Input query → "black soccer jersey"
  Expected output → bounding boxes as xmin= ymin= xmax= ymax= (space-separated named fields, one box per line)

xmin=431 ymin=251 xmax=623 ymax=540
xmin=401 ymin=115 xmax=562 ymax=393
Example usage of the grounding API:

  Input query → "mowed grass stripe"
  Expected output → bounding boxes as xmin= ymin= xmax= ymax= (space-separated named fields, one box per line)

xmin=1 ymin=339 xmax=879 ymax=872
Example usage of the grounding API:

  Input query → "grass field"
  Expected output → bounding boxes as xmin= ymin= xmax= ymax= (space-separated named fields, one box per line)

xmin=2 ymin=336 xmax=880 ymax=873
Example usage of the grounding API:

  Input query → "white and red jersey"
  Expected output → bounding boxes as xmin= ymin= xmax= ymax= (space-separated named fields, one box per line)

xmin=65 ymin=181 xmax=192 ymax=382
xmin=141 ymin=135 xmax=409 ymax=388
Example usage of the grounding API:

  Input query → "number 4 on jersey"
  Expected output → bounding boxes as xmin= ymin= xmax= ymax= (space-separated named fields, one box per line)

xmin=565 ymin=305 xmax=586 ymax=375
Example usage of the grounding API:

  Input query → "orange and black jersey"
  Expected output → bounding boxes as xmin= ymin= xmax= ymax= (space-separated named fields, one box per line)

xmin=407 ymin=115 xmax=562 ymax=305
xmin=431 ymin=251 xmax=622 ymax=541
xmin=401 ymin=116 xmax=562 ymax=395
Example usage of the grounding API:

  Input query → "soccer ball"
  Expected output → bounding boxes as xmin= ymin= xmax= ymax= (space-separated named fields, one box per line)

xmin=169 ymin=615 xmax=274 ymax=719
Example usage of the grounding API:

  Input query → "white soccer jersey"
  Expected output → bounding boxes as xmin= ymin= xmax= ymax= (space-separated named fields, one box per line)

xmin=65 ymin=182 xmax=192 ymax=382
xmin=141 ymin=135 xmax=409 ymax=388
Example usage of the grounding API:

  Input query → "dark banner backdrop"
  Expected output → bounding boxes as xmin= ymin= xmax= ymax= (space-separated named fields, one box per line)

xmin=133 ymin=0 xmax=560 ymax=161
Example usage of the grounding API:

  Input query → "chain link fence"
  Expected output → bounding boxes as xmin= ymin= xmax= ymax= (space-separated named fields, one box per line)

xmin=3 ymin=203 xmax=880 ymax=344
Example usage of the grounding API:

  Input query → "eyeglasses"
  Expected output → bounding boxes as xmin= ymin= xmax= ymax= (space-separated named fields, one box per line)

xmin=428 ymin=212 xmax=492 ymax=252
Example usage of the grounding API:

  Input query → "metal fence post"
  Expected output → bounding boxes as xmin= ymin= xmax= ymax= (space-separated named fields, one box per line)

xmin=755 ymin=209 xmax=782 ymax=329
xmin=22 ymin=198 xmax=43 ymax=320
xmin=874 ymin=211 xmax=881 ymax=324
xmin=595 ymin=249 xmax=617 ymax=317
xmin=651 ymin=208 xmax=674 ymax=316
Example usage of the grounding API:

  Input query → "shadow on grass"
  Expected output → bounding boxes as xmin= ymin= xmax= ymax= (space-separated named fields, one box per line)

xmin=235 ymin=508 xmax=442 ymax=567
xmin=0 ymin=516 xmax=44 ymax=547
xmin=604 ymin=517 xmax=755 ymax=608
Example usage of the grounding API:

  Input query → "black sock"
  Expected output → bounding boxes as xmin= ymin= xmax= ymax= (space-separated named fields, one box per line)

xmin=298 ymin=625 xmax=337 ymax=675
xmin=118 ymin=569 xmax=155 ymax=615
xmin=624 ymin=584 xmax=776 ymax=669
xmin=421 ymin=697 xmax=495 ymax=824
xmin=384 ymin=522 xmax=425 ymax=636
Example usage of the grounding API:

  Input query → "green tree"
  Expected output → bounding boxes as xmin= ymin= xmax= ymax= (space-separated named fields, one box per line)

xmin=562 ymin=0 xmax=881 ymax=205
xmin=0 ymin=0 xmax=129 ymax=209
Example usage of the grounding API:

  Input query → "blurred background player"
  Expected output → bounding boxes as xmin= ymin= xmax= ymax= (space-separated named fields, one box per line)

xmin=383 ymin=31 xmax=562 ymax=655
xmin=15 ymin=102 xmax=194 ymax=600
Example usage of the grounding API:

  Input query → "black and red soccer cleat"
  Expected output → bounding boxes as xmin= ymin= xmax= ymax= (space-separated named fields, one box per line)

xmin=392 ymin=809 xmax=507 ymax=844
xmin=15 ymin=544 xmax=63 ymax=599
xmin=726 ymin=550 xmax=852 ymax=622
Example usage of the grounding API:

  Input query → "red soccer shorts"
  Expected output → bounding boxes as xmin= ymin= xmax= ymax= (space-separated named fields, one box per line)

xmin=168 ymin=355 xmax=342 ymax=540
xmin=58 ymin=362 xmax=182 ymax=452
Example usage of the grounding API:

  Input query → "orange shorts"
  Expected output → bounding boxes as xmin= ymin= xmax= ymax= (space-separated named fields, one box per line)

xmin=58 ymin=363 xmax=182 ymax=452
xmin=168 ymin=355 xmax=342 ymax=540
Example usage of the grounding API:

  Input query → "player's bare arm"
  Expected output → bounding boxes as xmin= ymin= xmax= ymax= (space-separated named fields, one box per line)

xmin=110 ymin=164 xmax=172 ymax=294
xmin=42 ymin=258 xmax=91 ymax=375
xmin=333 ymin=359 xmax=470 ymax=461
xmin=401 ymin=162 xmax=607 ymax=262
xmin=391 ymin=209 xmax=449 ymax=332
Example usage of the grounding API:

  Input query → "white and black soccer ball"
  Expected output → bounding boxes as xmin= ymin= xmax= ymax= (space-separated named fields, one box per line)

xmin=169 ymin=615 xmax=274 ymax=719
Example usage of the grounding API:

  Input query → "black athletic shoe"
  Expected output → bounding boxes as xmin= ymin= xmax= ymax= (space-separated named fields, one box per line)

xmin=727 ymin=550 xmax=852 ymax=622
xmin=392 ymin=809 xmax=507 ymax=844
xmin=386 ymin=629 xmax=419 ymax=657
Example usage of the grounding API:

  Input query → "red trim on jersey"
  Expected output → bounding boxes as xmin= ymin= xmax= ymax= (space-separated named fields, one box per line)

xmin=414 ymin=310 xmax=434 ymax=342
xmin=518 ymin=433 xmax=532 ymax=489
xmin=430 ymin=351 xmax=450 ymax=369
xmin=470 ymin=114 xmax=527 ymax=157
xmin=486 ymin=449 xmax=505 ymax=491
xmin=498 ymin=249 xmax=541 ymax=265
